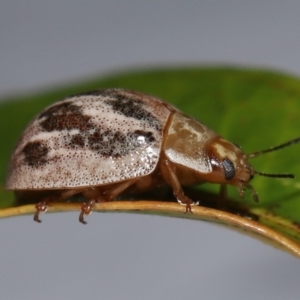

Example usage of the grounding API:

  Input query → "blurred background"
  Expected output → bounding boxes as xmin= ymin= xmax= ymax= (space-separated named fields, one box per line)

xmin=1 ymin=1 xmax=300 ymax=299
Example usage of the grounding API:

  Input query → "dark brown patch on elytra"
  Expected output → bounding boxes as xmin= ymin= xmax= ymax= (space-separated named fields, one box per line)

xmin=103 ymin=92 xmax=162 ymax=131
xmin=38 ymin=101 xmax=93 ymax=132
xmin=22 ymin=141 xmax=49 ymax=167
xmin=68 ymin=129 xmax=156 ymax=158
xmin=41 ymin=111 xmax=92 ymax=132
xmin=87 ymin=130 xmax=131 ymax=157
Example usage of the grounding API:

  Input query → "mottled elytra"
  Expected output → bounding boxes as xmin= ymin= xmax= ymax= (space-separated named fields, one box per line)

xmin=5 ymin=88 xmax=300 ymax=223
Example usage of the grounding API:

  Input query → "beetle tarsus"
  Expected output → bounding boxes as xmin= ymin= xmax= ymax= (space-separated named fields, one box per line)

xmin=79 ymin=200 xmax=96 ymax=224
xmin=176 ymin=194 xmax=196 ymax=213
xmin=34 ymin=201 xmax=49 ymax=223
xmin=185 ymin=202 xmax=192 ymax=213
xmin=79 ymin=210 xmax=87 ymax=225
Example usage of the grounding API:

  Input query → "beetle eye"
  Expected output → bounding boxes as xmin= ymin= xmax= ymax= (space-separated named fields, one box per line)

xmin=222 ymin=158 xmax=235 ymax=180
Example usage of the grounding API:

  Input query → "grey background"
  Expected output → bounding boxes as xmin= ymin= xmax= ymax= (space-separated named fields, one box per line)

xmin=1 ymin=1 xmax=300 ymax=299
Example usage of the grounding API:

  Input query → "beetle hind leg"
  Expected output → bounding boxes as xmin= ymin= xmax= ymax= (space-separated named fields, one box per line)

xmin=34 ymin=194 xmax=63 ymax=223
xmin=34 ymin=189 xmax=85 ymax=223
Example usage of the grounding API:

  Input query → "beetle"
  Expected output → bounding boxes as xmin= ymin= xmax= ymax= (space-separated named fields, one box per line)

xmin=5 ymin=88 xmax=300 ymax=224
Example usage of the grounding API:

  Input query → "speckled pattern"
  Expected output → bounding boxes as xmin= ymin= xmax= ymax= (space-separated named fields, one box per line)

xmin=6 ymin=89 xmax=172 ymax=189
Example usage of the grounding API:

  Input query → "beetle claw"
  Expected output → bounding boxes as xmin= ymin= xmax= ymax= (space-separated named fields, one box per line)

xmin=33 ymin=210 xmax=42 ymax=223
xmin=79 ymin=210 xmax=88 ymax=225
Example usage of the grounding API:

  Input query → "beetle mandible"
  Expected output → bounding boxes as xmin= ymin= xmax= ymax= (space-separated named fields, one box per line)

xmin=5 ymin=89 xmax=300 ymax=223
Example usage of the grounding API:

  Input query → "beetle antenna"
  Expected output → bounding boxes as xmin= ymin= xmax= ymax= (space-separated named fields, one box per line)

xmin=248 ymin=137 xmax=300 ymax=158
xmin=254 ymin=170 xmax=295 ymax=179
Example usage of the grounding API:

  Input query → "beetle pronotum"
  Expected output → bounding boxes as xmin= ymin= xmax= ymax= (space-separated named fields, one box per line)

xmin=5 ymin=89 xmax=300 ymax=223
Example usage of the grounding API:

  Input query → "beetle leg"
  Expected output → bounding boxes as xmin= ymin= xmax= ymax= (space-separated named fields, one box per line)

xmin=34 ymin=193 xmax=66 ymax=223
xmin=34 ymin=189 xmax=85 ymax=223
xmin=34 ymin=200 xmax=50 ymax=223
xmin=161 ymin=159 xmax=199 ymax=212
xmin=79 ymin=179 xmax=139 ymax=224
xmin=79 ymin=199 xmax=96 ymax=224
xmin=78 ymin=188 xmax=103 ymax=224
xmin=102 ymin=178 xmax=139 ymax=200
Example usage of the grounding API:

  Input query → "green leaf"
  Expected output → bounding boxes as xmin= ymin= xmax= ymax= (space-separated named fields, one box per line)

xmin=1 ymin=67 xmax=300 ymax=256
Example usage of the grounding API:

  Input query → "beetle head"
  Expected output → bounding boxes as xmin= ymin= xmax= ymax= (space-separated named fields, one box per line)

xmin=207 ymin=136 xmax=300 ymax=202
xmin=207 ymin=138 xmax=257 ymax=199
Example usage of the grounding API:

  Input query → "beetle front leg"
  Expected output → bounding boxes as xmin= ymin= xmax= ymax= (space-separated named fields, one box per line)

xmin=161 ymin=159 xmax=199 ymax=212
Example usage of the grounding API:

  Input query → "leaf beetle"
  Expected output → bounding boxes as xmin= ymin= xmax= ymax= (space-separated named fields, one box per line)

xmin=5 ymin=89 xmax=300 ymax=223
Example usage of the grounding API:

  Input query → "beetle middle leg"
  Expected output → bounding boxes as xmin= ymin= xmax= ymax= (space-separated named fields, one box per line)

xmin=34 ymin=198 xmax=51 ymax=223
xmin=161 ymin=159 xmax=198 ymax=213
xmin=79 ymin=178 xmax=139 ymax=224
